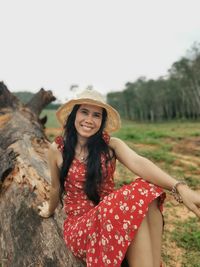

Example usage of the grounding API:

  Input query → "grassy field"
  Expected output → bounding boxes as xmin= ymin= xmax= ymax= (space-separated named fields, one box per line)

xmin=42 ymin=109 xmax=200 ymax=267
xmin=41 ymin=109 xmax=60 ymax=128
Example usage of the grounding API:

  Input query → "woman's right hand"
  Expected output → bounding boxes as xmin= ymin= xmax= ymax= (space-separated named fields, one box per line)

xmin=38 ymin=201 xmax=52 ymax=218
xmin=177 ymin=185 xmax=200 ymax=218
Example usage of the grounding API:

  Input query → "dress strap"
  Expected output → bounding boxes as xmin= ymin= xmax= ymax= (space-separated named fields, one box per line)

xmin=54 ymin=136 xmax=64 ymax=152
xmin=102 ymin=131 xmax=110 ymax=144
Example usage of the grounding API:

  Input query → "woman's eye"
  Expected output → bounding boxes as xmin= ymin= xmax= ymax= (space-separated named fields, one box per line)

xmin=94 ymin=113 xmax=101 ymax=118
xmin=81 ymin=110 xmax=88 ymax=115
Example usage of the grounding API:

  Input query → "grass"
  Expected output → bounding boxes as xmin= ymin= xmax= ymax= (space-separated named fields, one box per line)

xmin=172 ymin=218 xmax=200 ymax=251
xmin=138 ymin=146 xmax=175 ymax=163
xmin=40 ymin=109 xmax=60 ymax=128
xmin=113 ymin=120 xmax=200 ymax=141
xmin=171 ymin=218 xmax=200 ymax=267
xmin=184 ymin=176 xmax=200 ymax=189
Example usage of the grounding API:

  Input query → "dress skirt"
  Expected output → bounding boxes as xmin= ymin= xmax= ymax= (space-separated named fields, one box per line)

xmin=63 ymin=178 xmax=165 ymax=267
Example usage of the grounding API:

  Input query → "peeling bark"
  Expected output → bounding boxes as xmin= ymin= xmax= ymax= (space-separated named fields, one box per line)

xmin=0 ymin=82 xmax=85 ymax=267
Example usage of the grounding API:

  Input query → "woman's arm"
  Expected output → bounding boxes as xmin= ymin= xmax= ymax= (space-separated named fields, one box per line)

xmin=38 ymin=142 xmax=62 ymax=218
xmin=109 ymin=137 xmax=200 ymax=217
xmin=110 ymin=137 xmax=177 ymax=189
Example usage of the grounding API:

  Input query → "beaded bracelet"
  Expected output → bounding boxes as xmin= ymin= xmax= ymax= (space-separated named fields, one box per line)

xmin=171 ymin=181 xmax=187 ymax=203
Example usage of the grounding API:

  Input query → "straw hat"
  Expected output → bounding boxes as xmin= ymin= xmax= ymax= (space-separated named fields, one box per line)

xmin=56 ymin=88 xmax=121 ymax=132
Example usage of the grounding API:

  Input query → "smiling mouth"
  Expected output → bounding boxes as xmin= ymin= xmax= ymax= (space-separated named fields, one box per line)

xmin=81 ymin=125 xmax=93 ymax=130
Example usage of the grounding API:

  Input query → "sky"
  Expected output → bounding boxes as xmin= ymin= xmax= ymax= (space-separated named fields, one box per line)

xmin=0 ymin=0 xmax=200 ymax=103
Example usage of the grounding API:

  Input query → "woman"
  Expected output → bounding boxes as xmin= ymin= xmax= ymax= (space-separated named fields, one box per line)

xmin=38 ymin=88 xmax=200 ymax=267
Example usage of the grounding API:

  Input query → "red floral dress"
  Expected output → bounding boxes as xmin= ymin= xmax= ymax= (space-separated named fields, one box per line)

xmin=55 ymin=134 xmax=165 ymax=267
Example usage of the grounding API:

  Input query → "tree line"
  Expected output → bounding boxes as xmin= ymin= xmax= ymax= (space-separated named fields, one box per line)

xmin=107 ymin=43 xmax=200 ymax=122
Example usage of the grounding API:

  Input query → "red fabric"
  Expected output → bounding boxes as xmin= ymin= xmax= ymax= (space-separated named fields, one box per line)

xmin=55 ymin=135 xmax=165 ymax=267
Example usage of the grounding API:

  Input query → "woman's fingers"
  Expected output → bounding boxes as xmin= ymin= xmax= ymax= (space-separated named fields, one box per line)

xmin=39 ymin=210 xmax=50 ymax=218
xmin=192 ymin=205 xmax=200 ymax=218
xmin=38 ymin=209 xmax=51 ymax=218
xmin=185 ymin=201 xmax=200 ymax=218
xmin=38 ymin=202 xmax=51 ymax=218
xmin=185 ymin=194 xmax=200 ymax=218
xmin=180 ymin=189 xmax=200 ymax=218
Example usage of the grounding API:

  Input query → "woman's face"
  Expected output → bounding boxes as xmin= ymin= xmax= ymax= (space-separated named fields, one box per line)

xmin=75 ymin=104 xmax=103 ymax=139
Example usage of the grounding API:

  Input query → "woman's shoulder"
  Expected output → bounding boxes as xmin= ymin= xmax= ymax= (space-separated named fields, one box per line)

xmin=53 ymin=136 xmax=64 ymax=152
xmin=47 ymin=137 xmax=63 ymax=167
xmin=109 ymin=136 xmax=124 ymax=149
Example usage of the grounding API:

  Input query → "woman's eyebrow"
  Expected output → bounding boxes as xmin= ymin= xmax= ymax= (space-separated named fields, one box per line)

xmin=80 ymin=108 xmax=89 ymax=112
xmin=93 ymin=111 xmax=102 ymax=116
xmin=80 ymin=108 xmax=102 ymax=115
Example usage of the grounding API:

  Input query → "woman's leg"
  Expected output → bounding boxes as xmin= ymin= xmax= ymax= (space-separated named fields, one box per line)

xmin=126 ymin=199 xmax=163 ymax=267
xmin=146 ymin=199 xmax=163 ymax=267
xmin=126 ymin=215 xmax=154 ymax=267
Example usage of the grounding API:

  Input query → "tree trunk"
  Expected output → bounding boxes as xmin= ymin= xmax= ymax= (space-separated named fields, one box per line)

xmin=0 ymin=82 xmax=85 ymax=267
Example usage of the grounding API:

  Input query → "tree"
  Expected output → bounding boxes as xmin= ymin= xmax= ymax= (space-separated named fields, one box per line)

xmin=0 ymin=82 xmax=84 ymax=267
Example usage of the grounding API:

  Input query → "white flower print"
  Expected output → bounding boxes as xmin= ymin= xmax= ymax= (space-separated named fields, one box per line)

xmin=102 ymin=254 xmax=107 ymax=262
xmin=114 ymin=214 xmax=119 ymax=220
xmin=106 ymin=221 xmax=113 ymax=232
xmin=114 ymin=259 xmax=118 ymax=265
xmin=106 ymin=259 xmax=111 ymax=264
xmin=125 ymin=234 xmax=129 ymax=241
xmin=122 ymin=189 xmax=128 ymax=195
xmin=117 ymin=235 xmax=124 ymax=245
xmin=123 ymin=222 xmax=128 ymax=230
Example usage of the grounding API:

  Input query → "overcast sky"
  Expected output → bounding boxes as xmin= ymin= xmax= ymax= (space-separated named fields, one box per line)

xmin=0 ymin=0 xmax=200 ymax=102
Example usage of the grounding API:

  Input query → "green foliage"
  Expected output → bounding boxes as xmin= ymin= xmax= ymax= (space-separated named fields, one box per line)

xmin=191 ymin=132 xmax=200 ymax=137
xmin=40 ymin=109 xmax=60 ymax=128
xmin=13 ymin=91 xmax=34 ymax=103
xmin=45 ymin=103 xmax=61 ymax=110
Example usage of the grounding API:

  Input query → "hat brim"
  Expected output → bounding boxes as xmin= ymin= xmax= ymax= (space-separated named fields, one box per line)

xmin=56 ymin=98 xmax=121 ymax=133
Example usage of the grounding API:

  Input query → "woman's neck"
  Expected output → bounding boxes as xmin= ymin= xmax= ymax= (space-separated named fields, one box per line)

xmin=75 ymin=136 xmax=88 ymax=162
xmin=77 ymin=135 xmax=88 ymax=147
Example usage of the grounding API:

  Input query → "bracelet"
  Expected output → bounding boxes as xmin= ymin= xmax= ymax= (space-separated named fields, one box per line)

xmin=171 ymin=181 xmax=187 ymax=203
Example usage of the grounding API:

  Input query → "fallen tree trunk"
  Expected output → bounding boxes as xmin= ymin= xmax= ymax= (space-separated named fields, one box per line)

xmin=0 ymin=82 xmax=85 ymax=267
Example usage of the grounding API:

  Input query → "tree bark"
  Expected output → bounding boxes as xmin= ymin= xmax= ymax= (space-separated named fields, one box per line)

xmin=0 ymin=82 xmax=85 ymax=267
xmin=25 ymin=88 xmax=56 ymax=116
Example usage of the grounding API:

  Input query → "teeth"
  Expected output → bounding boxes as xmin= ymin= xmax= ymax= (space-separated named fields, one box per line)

xmin=82 ymin=125 xmax=92 ymax=130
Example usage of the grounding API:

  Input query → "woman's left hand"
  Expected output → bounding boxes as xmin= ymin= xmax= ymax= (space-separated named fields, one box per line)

xmin=38 ymin=201 xmax=52 ymax=218
xmin=178 ymin=185 xmax=200 ymax=218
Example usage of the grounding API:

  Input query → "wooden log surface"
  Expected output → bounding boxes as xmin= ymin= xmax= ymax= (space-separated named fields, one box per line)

xmin=0 ymin=82 xmax=85 ymax=267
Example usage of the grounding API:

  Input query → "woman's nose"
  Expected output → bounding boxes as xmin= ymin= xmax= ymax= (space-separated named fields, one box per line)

xmin=85 ymin=114 xmax=93 ymax=123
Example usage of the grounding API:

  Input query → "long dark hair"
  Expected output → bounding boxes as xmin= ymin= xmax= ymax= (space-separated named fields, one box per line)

xmin=59 ymin=104 xmax=113 ymax=205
